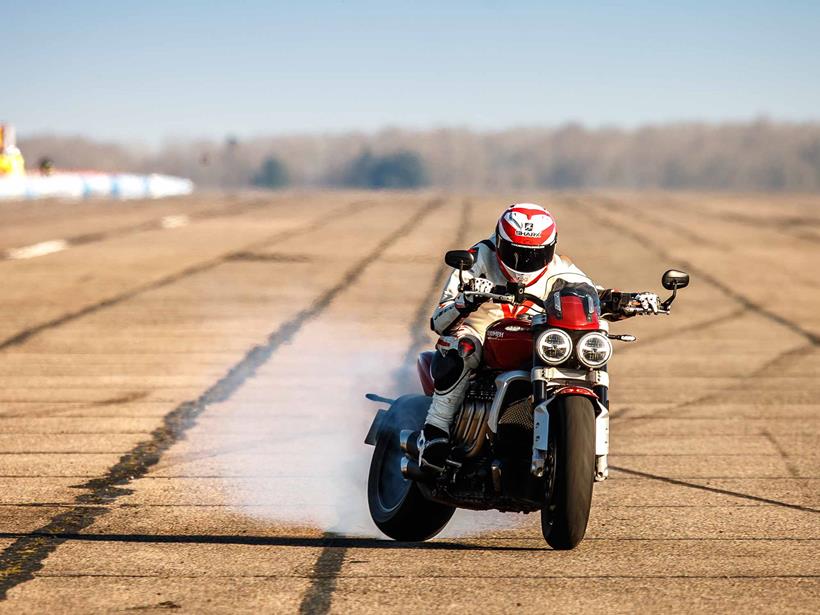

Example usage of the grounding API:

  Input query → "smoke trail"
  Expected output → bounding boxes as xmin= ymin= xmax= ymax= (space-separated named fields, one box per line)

xmin=209 ymin=318 xmax=519 ymax=538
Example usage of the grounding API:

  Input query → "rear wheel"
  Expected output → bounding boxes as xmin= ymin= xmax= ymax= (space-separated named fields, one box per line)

xmin=367 ymin=396 xmax=455 ymax=541
xmin=541 ymin=395 xmax=595 ymax=549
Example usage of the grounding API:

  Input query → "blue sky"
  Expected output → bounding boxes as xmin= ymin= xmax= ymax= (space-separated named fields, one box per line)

xmin=5 ymin=1 xmax=820 ymax=144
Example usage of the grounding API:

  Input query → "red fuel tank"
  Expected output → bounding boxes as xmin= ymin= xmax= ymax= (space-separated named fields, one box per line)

xmin=483 ymin=318 xmax=533 ymax=371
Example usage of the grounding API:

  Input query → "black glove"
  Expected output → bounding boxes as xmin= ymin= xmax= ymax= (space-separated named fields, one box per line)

xmin=600 ymin=290 xmax=661 ymax=318
xmin=599 ymin=289 xmax=630 ymax=316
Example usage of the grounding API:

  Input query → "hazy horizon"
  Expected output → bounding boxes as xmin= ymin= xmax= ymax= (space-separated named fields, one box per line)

xmin=17 ymin=116 xmax=817 ymax=150
xmin=6 ymin=1 xmax=820 ymax=144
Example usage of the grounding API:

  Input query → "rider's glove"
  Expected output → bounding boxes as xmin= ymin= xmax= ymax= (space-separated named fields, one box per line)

xmin=629 ymin=292 xmax=660 ymax=315
xmin=454 ymin=277 xmax=494 ymax=312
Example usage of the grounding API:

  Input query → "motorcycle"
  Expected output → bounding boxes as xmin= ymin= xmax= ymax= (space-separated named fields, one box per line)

xmin=365 ymin=249 xmax=689 ymax=549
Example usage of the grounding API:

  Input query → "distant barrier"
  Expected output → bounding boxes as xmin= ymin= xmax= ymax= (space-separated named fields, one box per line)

xmin=0 ymin=173 xmax=194 ymax=200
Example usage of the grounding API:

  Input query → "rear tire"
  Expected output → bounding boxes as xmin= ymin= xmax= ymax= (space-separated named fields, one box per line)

xmin=541 ymin=395 xmax=595 ymax=550
xmin=367 ymin=396 xmax=455 ymax=541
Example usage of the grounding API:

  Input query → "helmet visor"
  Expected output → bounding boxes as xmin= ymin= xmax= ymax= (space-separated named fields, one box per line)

xmin=497 ymin=236 xmax=553 ymax=272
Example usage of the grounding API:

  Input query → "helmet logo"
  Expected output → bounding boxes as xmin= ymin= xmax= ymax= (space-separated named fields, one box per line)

xmin=514 ymin=220 xmax=544 ymax=238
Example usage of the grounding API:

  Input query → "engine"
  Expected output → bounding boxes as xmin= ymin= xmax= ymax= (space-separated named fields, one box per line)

xmin=450 ymin=376 xmax=496 ymax=457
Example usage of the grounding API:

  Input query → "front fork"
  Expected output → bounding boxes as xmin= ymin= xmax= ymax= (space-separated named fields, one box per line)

xmin=530 ymin=378 xmax=610 ymax=481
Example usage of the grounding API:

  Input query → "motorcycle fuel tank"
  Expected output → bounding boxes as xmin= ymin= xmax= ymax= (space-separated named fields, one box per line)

xmin=483 ymin=318 xmax=533 ymax=370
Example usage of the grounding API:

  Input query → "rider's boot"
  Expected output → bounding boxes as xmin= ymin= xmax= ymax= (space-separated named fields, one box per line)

xmin=419 ymin=338 xmax=480 ymax=473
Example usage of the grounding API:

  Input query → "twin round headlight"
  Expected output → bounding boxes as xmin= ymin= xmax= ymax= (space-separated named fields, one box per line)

xmin=536 ymin=329 xmax=612 ymax=368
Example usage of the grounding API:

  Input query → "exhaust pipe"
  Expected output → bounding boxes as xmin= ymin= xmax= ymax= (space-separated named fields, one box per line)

xmin=400 ymin=456 xmax=426 ymax=481
xmin=399 ymin=429 xmax=420 ymax=456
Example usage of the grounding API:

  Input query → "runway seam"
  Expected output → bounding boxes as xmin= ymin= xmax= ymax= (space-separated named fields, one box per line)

xmin=0 ymin=197 xmax=444 ymax=600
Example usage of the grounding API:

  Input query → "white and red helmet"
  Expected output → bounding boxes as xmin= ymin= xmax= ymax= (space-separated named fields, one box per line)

xmin=495 ymin=203 xmax=557 ymax=286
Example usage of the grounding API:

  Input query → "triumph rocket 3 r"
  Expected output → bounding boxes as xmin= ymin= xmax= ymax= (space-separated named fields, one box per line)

xmin=365 ymin=249 xmax=689 ymax=549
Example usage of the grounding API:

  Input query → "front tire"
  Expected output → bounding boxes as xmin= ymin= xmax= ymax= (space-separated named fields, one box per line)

xmin=367 ymin=396 xmax=455 ymax=541
xmin=542 ymin=395 xmax=595 ymax=549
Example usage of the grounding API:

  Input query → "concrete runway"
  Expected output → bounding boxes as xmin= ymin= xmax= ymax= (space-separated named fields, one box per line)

xmin=0 ymin=191 xmax=817 ymax=613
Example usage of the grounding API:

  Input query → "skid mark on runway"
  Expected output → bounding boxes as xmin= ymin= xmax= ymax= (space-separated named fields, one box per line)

xmin=392 ymin=199 xmax=473 ymax=390
xmin=0 ymin=200 xmax=373 ymax=353
xmin=595 ymin=196 xmax=726 ymax=251
xmin=297 ymin=199 xmax=473 ymax=614
xmin=91 ymin=391 xmax=150 ymax=407
xmin=610 ymin=465 xmax=819 ymax=514
xmin=616 ymin=307 xmax=747 ymax=354
xmin=570 ymin=197 xmax=820 ymax=346
xmin=654 ymin=194 xmax=820 ymax=246
xmin=0 ymin=199 xmax=444 ymax=600
xmin=760 ymin=429 xmax=801 ymax=478
xmin=666 ymin=343 xmax=811 ymax=414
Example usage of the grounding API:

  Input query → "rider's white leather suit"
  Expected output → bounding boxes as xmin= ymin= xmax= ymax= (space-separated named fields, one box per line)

xmin=426 ymin=236 xmax=591 ymax=432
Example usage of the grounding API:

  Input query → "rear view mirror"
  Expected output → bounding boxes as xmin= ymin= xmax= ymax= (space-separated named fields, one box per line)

xmin=662 ymin=269 xmax=690 ymax=290
xmin=445 ymin=250 xmax=474 ymax=271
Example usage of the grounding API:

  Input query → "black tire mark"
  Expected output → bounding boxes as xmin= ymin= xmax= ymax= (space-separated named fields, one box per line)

xmin=0 ymin=198 xmax=444 ymax=600
xmin=566 ymin=196 xmax=819 ymax=346
xmin=615 ymin=307 xmax=747 ymax=356
xmin=760 ymin=429 xmax=801 ymax=479
xmin=392 ymin=199 xmax=473 ymax=391
xmin=659 ymin=194 xmax=820 ymax=246
xmin=664 ymin=343 xmax=812 ymax=414
xmin=298 ymin=199 xmax=472 ymax=615
xmin=594 ymin=195 xmax=726 ymax=250
xmin=610 ymin=465 xmax=818 ymax=514
xmin=567 ymin=195 xmax=818 ymax=518
xmin=0 ymin=199 xmax=374 ymax=353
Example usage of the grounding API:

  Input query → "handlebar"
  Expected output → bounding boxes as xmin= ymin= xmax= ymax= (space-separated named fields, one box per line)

xmin=620 ymin=305 xmax=670 ymax=316
xmin=467 ymin=290 xmax=670 ymax=316
xmin=463 ymin=290 xmax=517 ymax=304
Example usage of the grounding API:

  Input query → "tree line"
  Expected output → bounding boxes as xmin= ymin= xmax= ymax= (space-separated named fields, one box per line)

xmin=18 ymin=119 xmax=820 ymax=192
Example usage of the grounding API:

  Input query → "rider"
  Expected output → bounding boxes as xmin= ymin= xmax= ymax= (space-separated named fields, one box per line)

xmin=418 ymin=203 xmax=660 ymax=472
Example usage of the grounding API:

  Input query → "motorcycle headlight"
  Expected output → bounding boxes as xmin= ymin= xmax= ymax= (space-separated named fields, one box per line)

xmin=536 ymin=329 xmax=573 ymax=364
xmin=576 ymin=332 xmax=612 ymax=368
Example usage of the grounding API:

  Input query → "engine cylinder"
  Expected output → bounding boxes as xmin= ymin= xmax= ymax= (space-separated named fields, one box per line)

xmin=451 ymin=397 xmax=491 ymax=457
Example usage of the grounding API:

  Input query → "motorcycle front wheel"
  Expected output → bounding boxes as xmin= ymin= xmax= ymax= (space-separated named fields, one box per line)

xmin=541 ymin=395 xmax=595 ymax=549
xmin=367 ymin=396 xmax=455 ymax=541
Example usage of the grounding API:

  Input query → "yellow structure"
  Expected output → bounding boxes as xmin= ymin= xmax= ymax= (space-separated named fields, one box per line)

xmin=0 ymin=124 xmax=26 ymax=176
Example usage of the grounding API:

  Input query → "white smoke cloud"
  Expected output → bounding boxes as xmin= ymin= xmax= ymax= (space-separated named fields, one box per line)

xmin=210 ymin=320 xmax=517 ymax=538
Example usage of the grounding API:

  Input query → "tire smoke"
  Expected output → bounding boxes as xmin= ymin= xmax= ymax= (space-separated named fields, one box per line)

xmin=210 ymin=322 xmax=516 ymax=537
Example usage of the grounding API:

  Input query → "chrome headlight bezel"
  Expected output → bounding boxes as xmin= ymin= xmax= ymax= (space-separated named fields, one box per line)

xmin=576 ymin=332 xmax=613 ymax=368
xmin=536 ymin=328 xmax=573 ymax=365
